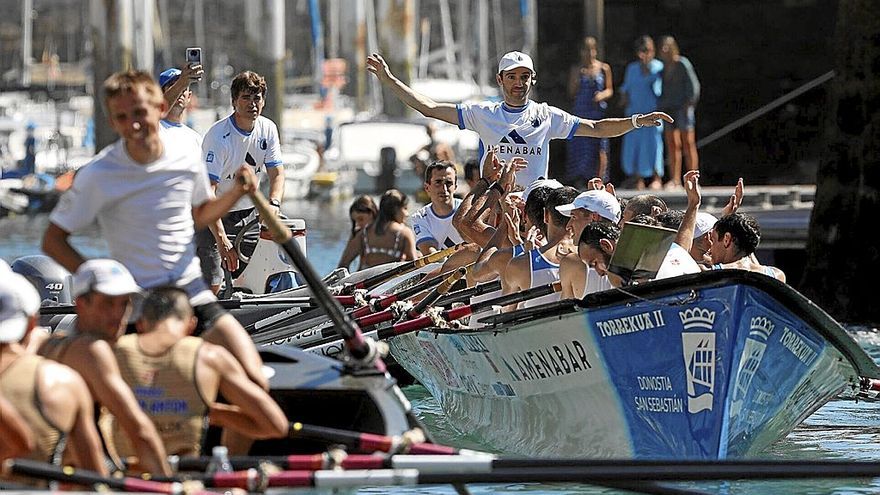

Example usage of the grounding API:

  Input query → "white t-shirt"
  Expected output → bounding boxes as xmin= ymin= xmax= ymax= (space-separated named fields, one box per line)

xmin=456 ymin=100 xmax=579 ymax=187
xmin=409 ymin=198 xmax=464 ymax=249
xmin=202 ymin=115 xmax=282 ymax=212
xmin=161 ymin=120 xmax=203 ymax=150
xmin=655 ymin=242 xmax=702 ymax=280
xmin=49 ymin=129 xmax=210 ymax=289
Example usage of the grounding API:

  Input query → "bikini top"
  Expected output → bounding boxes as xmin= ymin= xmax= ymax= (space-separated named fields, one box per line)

xmin=363 ymin=225 xmax=404 ymax=260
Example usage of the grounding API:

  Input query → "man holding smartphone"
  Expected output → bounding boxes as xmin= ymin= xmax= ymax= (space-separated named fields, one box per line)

xmin=200 ymin=71 xmax=285 ymax=291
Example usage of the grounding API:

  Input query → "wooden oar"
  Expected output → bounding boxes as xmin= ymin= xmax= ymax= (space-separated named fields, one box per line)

xmin=296 ymin=268 xmax=467 ymax=350
xmin=288 ymin=422 xmax=465 ymax=455
xmin=6 ymin=458 xmax=191 ymax=494
xmin=349 ymin=266 xmax=464 ymax=319
xmin=434 ymin=279 xmax=502 ymax=307
xmin=243 ymin=178 xmax=382 ymax=369
xmin=341 ymin=242 xmax=466 ymax=295
xmin=302 ymin=281 xmax=561 ymax=354
xmin=157 ymin=458 xmax=880 ymax=493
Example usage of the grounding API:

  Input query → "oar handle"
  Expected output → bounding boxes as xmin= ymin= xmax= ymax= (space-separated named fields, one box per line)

xmin=407 ymin=267 xmax=467 ymax=318
xmin=350 ymin=243 xmax=466 ymax=293
xmin=240 ymin=175 xmax=381 ymax=368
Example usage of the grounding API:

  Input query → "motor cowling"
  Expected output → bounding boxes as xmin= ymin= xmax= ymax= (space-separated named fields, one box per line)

xmin=11 ymin=255 xmax=73 ymax=305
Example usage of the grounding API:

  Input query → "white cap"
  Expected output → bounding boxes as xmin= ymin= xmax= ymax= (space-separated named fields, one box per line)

xmin=72 ymin=259 xmax=141 ymax=298
xmin=555 ymin=190 xmax=621 ymax=223
xmin=498 ymin=51 xmax=534 ymax=74
xmin=0 ymin=273 xmax=41 ymax=343
xmin=694 ymin=212 xmax=719 ymax=239
xmin=522 ymin=178 xmax=563 ymax=203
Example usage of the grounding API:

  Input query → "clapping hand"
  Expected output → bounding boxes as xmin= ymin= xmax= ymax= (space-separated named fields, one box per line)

xmin=722 ymin=177 xmax=744 ymax=217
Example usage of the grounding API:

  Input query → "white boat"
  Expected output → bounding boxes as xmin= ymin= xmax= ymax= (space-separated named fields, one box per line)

xmin=388 ymin=270 xmax=880 ymax=459
xmin=281 ymin=141 xmax=321 ymax=200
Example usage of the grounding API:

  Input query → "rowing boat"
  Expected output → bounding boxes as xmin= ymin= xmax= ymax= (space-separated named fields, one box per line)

xmin=388 ymin=270 xmax=880 ymax=458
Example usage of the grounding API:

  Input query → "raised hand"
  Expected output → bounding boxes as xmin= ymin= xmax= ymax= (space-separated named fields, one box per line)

xmin=586 ymin=177 xmax=604 ymax=190
xmin=181 ymin=63 xmax=204 ymax=83
xmin=481 ymin=148 xmax=503 ymax=182
xmin=722 ymin=177 xmax=744 ymax=217
xmin=683 ymin=170 xmax=701 ymax=209
xmin=366 ymin=53 xmax=393 ymax=83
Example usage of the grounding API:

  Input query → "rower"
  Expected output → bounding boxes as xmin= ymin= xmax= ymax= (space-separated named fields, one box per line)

xmin=0 ymin=394 xmax=34 ymax=463
xmin=410 ymin=161 xmax=464 ymax=255
xmin=501 ymin=187 xmax=579 ymax=310
xmin=707 ymin=213 xmax=786 ymax=281
xmin=37 ymin=259 xmax=171 ymax=476
xmin=0 ymin=274 xmax=107 ymax=482
xmin=109 ymin=287 xmax=287 ymax=458
xmin=555 ymin=188 xmax=621 ymax=299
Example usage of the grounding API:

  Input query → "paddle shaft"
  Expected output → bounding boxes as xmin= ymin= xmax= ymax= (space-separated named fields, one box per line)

xmin=345 ymin=243 xmax=465 ymax=294
xmin=243 ymin=182 xmax=376 ymax=365
xmin=8 ymin=459 xmax=185 ymax=494
xmin=302 ymin=281 xmax=560 ymax=352
xmin=289 ymin=422 xmax=459 ymax=455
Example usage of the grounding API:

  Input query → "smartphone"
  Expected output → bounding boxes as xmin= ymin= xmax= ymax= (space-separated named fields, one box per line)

xmin=186 ymin=47 xmax=202 ymax=66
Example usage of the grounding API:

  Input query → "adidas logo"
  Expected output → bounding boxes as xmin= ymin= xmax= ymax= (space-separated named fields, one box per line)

xmin=679 ymin=307 xmax=716 ymax=330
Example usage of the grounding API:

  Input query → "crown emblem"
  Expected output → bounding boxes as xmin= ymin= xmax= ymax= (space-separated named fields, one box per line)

xmin=748 ymin=316 xmax=775 ymax=340
xmin=679 ymin=307 xmax=716 ymax=330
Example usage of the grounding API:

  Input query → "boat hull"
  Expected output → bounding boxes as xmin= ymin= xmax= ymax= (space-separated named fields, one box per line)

xmin=389 ymin=271 xmax=877 ymax=458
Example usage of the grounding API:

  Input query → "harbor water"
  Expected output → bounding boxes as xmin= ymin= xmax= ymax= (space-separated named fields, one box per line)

xmin=2 ymin=198 xmax=880 ymax=494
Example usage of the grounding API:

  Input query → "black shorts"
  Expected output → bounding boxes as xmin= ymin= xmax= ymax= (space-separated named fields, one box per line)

xmin=193 ymin=300 xmax=228 ymax=336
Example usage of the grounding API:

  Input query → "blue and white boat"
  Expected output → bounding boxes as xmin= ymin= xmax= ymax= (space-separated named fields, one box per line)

xmin=389 ymin=270 xmax=880 ymax=458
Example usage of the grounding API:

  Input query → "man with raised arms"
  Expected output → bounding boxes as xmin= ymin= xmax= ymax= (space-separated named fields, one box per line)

xmin=41 ymin=70 xmax=268 ymax=391
xmin=367 ymin=51 xmax=672 ymax=187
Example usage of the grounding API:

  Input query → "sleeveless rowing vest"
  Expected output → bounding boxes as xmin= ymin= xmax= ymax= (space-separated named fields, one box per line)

xmin=523 ymin=248 xmax=561 ymax=309
xmin=112 ymin=335 xmax=212 ymax=457
xmin=0 ymin=355 xmax=66 ymax=484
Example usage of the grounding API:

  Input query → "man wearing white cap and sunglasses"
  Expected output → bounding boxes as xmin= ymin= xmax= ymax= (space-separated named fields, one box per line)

xmin=367 ymin=51 xmax=673 ymax=188
xmin=37 ymin=259 xmax=172 ymax=476
xmin=0 ymin=274 xmax=107 ymax=480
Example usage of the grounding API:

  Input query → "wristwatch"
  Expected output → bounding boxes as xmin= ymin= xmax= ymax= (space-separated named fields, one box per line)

xmin=269 ymin=198 xmax=281 ymax=208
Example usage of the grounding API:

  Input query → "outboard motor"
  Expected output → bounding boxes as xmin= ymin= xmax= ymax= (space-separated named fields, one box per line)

xmin=11 ymin=255 xmax=73 ymax=306
xmin=232 ymin=218 xmax=307 ymax=295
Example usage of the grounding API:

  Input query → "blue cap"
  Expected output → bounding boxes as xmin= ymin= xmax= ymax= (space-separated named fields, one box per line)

xmin=158 ymin=68 xmax=181 ymax=90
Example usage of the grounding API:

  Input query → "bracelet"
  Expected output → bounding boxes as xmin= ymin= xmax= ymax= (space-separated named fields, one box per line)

xmin=477 ymin=177 xmax=491 ymax=189
xmin=269 ymin=198 xmax=281 ymax=207
xmin=631 ymin=114 xmax=643 ymax=129
xmin=490 ymin=181 xmax=505 ymax=195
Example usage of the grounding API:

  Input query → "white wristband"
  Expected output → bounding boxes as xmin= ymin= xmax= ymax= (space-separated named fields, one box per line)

xmin=631 ymin=114 xmax=643 ymax=129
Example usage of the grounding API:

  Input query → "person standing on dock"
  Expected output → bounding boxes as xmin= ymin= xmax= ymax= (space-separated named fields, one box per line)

xmin=566 ymin=36 xmax=614 ymax=185
xmin=41 ymin=70 xmax=270 ymax=392
xmin=658 ymin=35 xmax=701 ymax=189
xmin=199 ymin=71 xmax=286 ymax=292
xmin=366 ymin=51 xmax=672 ymax=188
xmin=619 ymin=36 xmax=665 ymax=190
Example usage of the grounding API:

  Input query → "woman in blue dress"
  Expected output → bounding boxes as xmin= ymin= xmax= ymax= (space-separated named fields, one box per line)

xmin=566 ymin=36 xmax=614 ymax=186
xmin=620 ymin=36 xmax=664 ymax=190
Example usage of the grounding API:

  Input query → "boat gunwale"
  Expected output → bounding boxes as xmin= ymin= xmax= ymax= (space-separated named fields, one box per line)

xmin=416 ymin=270 xmax=880 ymax=380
